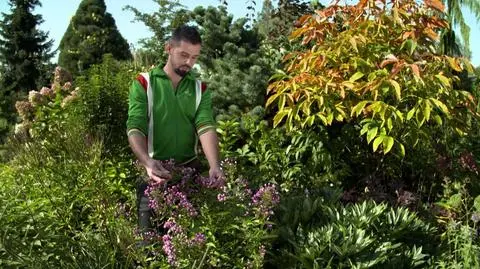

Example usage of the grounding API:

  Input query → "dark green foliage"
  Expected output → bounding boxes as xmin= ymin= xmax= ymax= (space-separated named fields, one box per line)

xmin=74 ymin=54 xmax=138 ymax=157
xmin=190 ymin=6 xmax=272 ymax=115
xmin=125 ymin=0 xmax=190 ymax=65
xmin=0 ymin=0 xmax=54 ymax=144
xmin=268 ymin=197 xmax=438 ymax=268
xmin=58 ymin=0 xmax=132 ymax=76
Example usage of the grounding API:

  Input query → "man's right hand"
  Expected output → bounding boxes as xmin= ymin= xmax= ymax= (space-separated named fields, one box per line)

xmin=145 ymin=159 xmax=172 ymax=184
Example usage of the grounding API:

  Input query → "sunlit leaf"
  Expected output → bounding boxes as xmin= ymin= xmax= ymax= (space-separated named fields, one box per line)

xmin=382 ymin=136 xmax=394 ymax=154
xmin=373 ymin=136 xmax=383 ymax=152
xmin=367 ymin=127 xmax=378 ymax=144
xmin=349 ymin=72 xmax=364 ymax=82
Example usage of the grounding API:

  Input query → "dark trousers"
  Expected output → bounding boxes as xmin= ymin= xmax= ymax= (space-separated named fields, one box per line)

xmin=136 ymin=159 xmax=203 ymax=234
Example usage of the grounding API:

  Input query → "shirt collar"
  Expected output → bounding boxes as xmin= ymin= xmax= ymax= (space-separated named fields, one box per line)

xmin=151 ymin=65 xmax=195 ymax=81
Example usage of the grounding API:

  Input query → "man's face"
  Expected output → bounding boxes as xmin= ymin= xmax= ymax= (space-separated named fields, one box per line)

xmin=166 ymin=40 xmax=201 ymax=77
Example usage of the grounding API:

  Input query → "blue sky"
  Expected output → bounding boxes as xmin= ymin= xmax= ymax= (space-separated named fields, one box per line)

xmin=0 ymin=0 xmax=479 ymax=66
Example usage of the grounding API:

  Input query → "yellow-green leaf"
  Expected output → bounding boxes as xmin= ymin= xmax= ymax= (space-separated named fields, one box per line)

xmin=317 ymin=113 xmax=328 ymax=125
xmin=429 ymin=98 xmax=449 ymax=115
xmin=435 ymin=74 xmax=451 ymax=88
xmin=367 ymin=127 xmax=378 ymax=144
xmin=349 ymin=72 xmax=364 ymax=82
xmin=266 ymin=93 xmax=280 ymax=107
xmin=373 ymin=136 xmax=383 ymax=152
xmin=383 ymin=136 xmax=394 ymax=154
xmin=407 ymin=107 xmax=416 ymax=120
xmin=434 ymin=115 xmax=443 ymax=125
xmin=389 ymin=79 xmax=401 ymax=100
xmin=278 ymin=94 xmax=286 ymax=111
xmin=387 ymin=118 xmax=393 ymax=131
xmin=273 ymin=109 xmax=290 ymax=127
xmin=399 ymin=143 xmax=405 ymax=157
xmin=446 ymin=57 xmax=462 ymax=72
xmin=351 ymin=101 xmax=369 ymax=117
xmin=424 ymin=100 xmax=432 ymax=121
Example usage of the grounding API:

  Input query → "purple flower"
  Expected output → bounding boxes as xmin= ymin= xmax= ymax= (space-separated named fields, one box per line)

xmin=217 ymin=193 xmax=227 ymax=202
xmin=252 ymin=183 xmax=280 ymax=217
xmin=162 ymin=234 xmax=177 ymax=266
xmin=191 ymin=233 xmax=206 ymax=246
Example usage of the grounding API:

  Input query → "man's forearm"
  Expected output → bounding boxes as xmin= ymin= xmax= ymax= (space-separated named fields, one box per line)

xmin=128 ymin=134 xmax=150 ymax=166
xmin=199 ymin=130 xmax=220 ymax=169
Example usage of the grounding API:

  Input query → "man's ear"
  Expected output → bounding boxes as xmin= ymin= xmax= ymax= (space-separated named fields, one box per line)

xmin=165 ymin=41 xmax=171 ymax=54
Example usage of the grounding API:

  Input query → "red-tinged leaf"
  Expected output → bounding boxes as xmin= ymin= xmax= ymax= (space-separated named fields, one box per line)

xmin=297 ymin=14 xmax=311 ymax=25
xmin=425 ymin=0 xmax=445 ymax=12
xmin=380 ymin=55 xmax=398 ymax=68
xmin=391 ymin=62 xmax=405 ymax=76
xmin=410 ymin=64 xmax=420 ymax=77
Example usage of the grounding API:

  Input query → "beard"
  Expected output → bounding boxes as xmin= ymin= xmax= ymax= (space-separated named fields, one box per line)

xmin=174 ymin=65 xmax=190 ymax=77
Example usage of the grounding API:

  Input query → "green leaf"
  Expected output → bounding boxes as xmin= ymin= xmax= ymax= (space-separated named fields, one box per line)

xmin=278 ymin=94 xmax=286 ymax=111
xmin=429 ymin=98 xmax=449 ymax=115
xmin=273 ymin=109 xmax=290 ymax=127
xmin=382 ymin=136 xmax=394 ymax=154
xmin=474 ymin=195 xmax=480 ymax=212
xmin=349 ymin=71 xmax=364 ymax=82
xmin=406 ymin=107 xmax=416 ymax=120
xmin=389 ymin=79 xmax=401 ymax=100
xmin=399 ymin=143 xmax=405 ymax=157
xmin=351 ymin=101 xmax=369 ymax=117
xmin=367 ymin=127 xmax=378 ymax=144
xmin=373 ymin=136 xmax=383 ymax=152
xmin=401 ymin=39 xmax=417 ymax=56
xmin=423 ymin=100 xmax=431 ymax=121
xmin=435 ymin=74 xmax=451 ymax=88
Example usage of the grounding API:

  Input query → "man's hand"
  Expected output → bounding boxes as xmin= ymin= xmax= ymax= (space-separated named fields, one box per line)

xmin=209 ymin=166 xmax=224 ymax=181
xmin=145 ymin=159 xmax=172 ymax=184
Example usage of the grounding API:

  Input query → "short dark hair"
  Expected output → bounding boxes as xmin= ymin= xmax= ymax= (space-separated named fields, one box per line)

xmin=171 ymin=25 xmax=201 ymax=45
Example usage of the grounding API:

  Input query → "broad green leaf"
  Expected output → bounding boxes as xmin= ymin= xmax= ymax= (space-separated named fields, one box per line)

xmin=435 ymin=74 xmax=451 ymax=88
xmin=406 ymin=107 xmax=416 ymax=120
xmin=401 ymin=39 xmax=417 ymax=56
xmin=373 ymin=136 xmax=383 ymax=152
xmin=317 ymin=113 xmax=328 ymax=125
xmin=273 ymin=109 xmax=290 ymax=127
xmin=433 ymin=115 xmax=443 ymax=125
xmin=429 ymin=98 xmax=449 ymax=115
xmin=446 ymin=57 xmax=462 ymax=72
xmin=349 ymin=71 xmax=364 ymax=82
xmin=278 ymin=94 xmax=286 ymax=111
xmin=360 ymin=123 xmax=370 ymax=136
xmin=266 ymin=92 xmax=281 ymax=107
xmin=387 ymin=118 xmax=393 ymax=131
xmin=351 ymin=101 xmax=369 ymax=117
xmin=382 ymin=136 xmax=394 ymax=154
xmin=423 ymin=100 xmax=431 ymax=121
xmin=367 ymin=127 xmax=378 ymax=144
xmin=474 ymin=195 xmax=480 ymax=212
xmin=389 ymin=79 xmax=401 ymax=100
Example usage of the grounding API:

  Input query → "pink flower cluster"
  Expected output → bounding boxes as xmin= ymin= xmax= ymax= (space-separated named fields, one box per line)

xmin=252 ymin=183 xmax=280 ymax=217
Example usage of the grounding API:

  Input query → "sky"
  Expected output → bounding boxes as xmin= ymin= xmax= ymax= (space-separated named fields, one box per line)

xmin=0 ymin=0 xmax=479 ymax=66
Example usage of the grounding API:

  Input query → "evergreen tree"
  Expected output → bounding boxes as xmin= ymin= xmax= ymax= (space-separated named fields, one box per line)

xmin=58 ymin=0 xmax=131 ymax=76
xmin=125 ymin=0 xmax=190 ymax=65
xmin=0 ymin=0 xmax=54 ymax=143
xmin=191 ymin=6 xmax=271 ymax=116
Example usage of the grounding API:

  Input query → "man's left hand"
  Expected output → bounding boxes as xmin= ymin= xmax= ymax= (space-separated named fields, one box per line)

xmin=209 ymin=166 xmax=225 ymax=180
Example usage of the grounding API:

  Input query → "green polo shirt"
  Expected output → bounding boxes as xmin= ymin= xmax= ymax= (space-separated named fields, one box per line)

xmin=126 ymin=66 xmax=215 ymax=164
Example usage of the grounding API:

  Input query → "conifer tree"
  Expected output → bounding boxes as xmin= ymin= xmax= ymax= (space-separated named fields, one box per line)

xmin=0 ymin=0 xmax=54 ymax=143
xmin=58 ymin=0 xmax=131 ymax=76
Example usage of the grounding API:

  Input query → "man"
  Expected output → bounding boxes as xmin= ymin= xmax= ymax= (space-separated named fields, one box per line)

xmin=126 ymin=25 xmax=224 ymax=232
